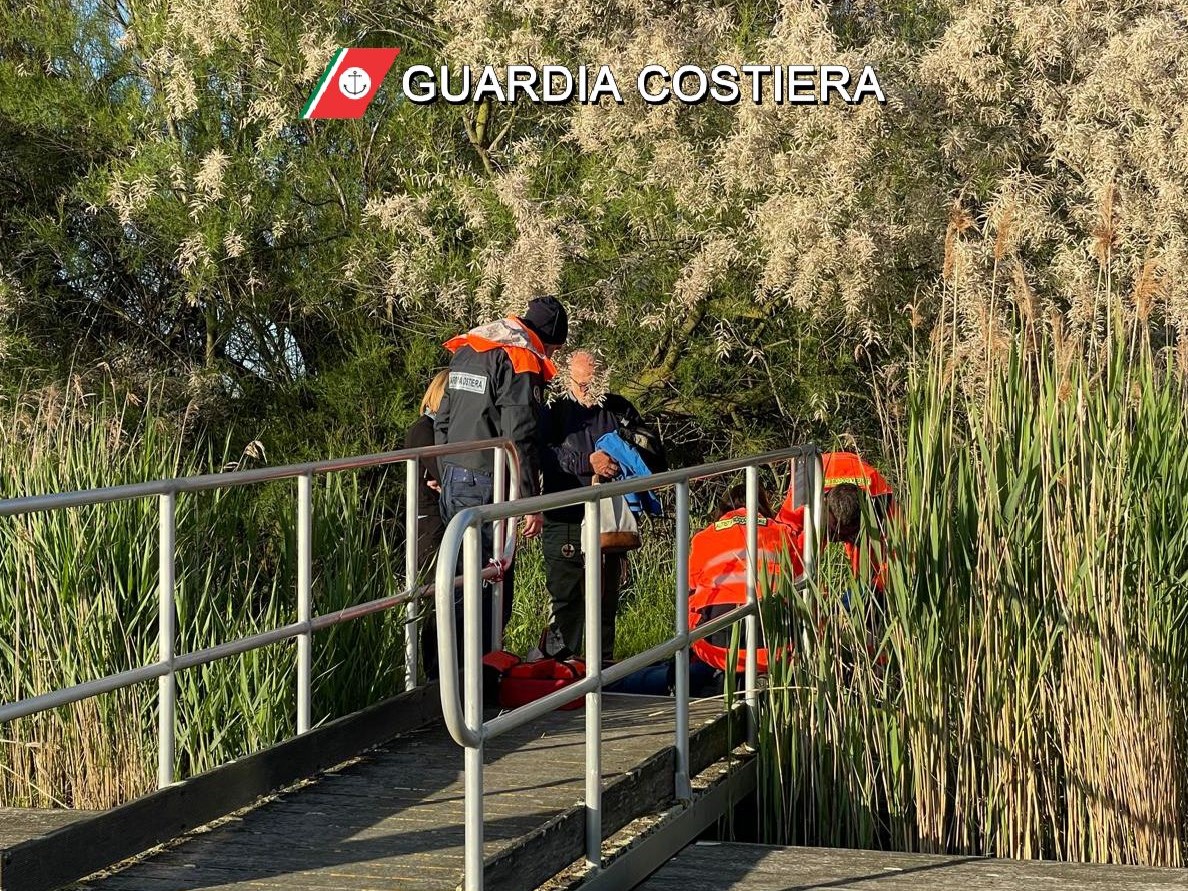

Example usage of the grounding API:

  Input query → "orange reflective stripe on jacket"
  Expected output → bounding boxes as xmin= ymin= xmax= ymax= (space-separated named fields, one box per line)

xmin=443 ymin=317 xmax=557 ymax=380
xmin=687 ymin=510 xmax=802 ymax=672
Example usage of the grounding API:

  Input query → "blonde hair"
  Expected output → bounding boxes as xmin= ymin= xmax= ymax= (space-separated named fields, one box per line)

xmin=420 ymin=370 xmax=449 ymax=415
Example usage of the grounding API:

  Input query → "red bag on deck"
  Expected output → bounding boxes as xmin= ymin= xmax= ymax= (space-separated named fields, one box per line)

xmin=482 ymin=651 xmax=586 ymax=711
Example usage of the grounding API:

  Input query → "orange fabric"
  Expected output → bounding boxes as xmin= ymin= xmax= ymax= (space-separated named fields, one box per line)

xmin=776 ymin=452 xmax=892 ymax=529
xmin=777 ymin=451 xmax=892 ymax=589
xmin=443 ymin=318 xmax=557 ymax=381
xmin=687 ymin=510 xmax=802 ymax=672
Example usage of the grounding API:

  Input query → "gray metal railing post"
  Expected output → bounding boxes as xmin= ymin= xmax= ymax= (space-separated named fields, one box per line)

xmin=810 ymin=450 xmax=824 ymax=578
xmin=491 ymin=447 xmax=506 ymax=651
xmin=673 ymin=480 xmax=692 ymax=801
xmin=583 ymin=499 xmax=603 ymax=870
xmin=744 ymin=465 xmax=759 ymax=746
xmin=405 ymin=457 xmax=420 ymax=691
xmin=799 ymin=455 xmax=810 ymax=575
xmin=297 ymin=473 xmax=313 ymax=735
xmin=157 ymin=492 xmax=176 ymax=788
xmin=802 ymin=451 xmax=822 ymax=578
xmin=463 ymin=521 xmax=485 ymax=891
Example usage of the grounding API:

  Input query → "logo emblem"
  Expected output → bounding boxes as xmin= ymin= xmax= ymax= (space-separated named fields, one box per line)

xmin=339 ymin=67 xmax=372 ymax=99
xmin=561 ymin=543 xmax=577 ymax=558
xmin=302 ymin=48 xmax=400 ymax=120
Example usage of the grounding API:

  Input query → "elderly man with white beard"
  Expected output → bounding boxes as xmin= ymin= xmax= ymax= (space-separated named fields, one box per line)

xmin=537 ymin=350 xmax=645 ymax=664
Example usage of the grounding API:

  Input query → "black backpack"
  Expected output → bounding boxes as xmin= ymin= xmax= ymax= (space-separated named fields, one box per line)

xmin=618 ymin=418 xmax=668 ymax=473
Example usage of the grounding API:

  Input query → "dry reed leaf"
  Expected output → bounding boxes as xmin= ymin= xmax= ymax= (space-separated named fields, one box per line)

xmin=943 ymin=200 xmax=975 ymax=282
xmin=1131 ymin=256 xmax=1164 ymax=323
xmin=993 ymin=199 xmax=1015 ymax=262
xmin=1011 ymin=260 xmax=1036 ymax=324
xmin=1091 ymin=181 xmax=1118 ymax=268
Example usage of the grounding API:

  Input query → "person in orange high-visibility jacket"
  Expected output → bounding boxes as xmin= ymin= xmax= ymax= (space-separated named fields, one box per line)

xmin=688 ymin=484 xmax=803 ymax=672
xmin=776 ymin=451 xmax=894 ymax=591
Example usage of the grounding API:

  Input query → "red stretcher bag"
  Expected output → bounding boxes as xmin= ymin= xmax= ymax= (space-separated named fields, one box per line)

xmin=482 ymin=651 xmax=586 ymax=711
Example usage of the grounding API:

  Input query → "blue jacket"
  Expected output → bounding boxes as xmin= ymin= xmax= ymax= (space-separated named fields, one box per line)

xmin=595 ymin=432 xmax=663 ymax=516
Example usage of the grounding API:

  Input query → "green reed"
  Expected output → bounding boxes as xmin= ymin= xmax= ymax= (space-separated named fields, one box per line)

xmin=0 ymin=381 xmax=408 ymax=807
xmin=756 ymin=324 xmax=1188 ymax=866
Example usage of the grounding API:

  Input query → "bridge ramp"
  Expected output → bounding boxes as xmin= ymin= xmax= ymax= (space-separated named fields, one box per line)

xmin=0 ymin=812 xmax=93 ymax=850
xmin=77 ymin=695 xmax=722 ymax=891
xmin=637 ymin=842 xmax=1188 ymax=890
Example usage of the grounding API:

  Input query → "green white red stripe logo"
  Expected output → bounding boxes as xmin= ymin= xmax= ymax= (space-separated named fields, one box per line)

xmin=302 ymin=48 xmax=401 ymax=120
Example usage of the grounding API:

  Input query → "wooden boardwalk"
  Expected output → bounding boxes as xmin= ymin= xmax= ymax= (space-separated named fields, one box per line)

xmin=639 ymin=842 xmax=1188 ymax=890
xmin=60 ymin=695 xmax=723 ymax=891
xmin=0 ymin=811 xmax=94 ymax=850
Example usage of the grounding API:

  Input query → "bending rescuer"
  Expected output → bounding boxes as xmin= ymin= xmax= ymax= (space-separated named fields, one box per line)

xmin=686 ymin=453 xmax=896 ymax=676
xmin=687 ymin=483 xmax=802 ymax=672
xmin=777 ymin=450 xmax=895 ymax=593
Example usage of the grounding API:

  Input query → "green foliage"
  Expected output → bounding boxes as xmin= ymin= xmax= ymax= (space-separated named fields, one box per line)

xmin=3 ymin=0 xmax=1188 ymax=859
xmin=0 ymin=384 xmax=410 ymax=807
xmin=0 ymin=0 xmax=933 ymax=463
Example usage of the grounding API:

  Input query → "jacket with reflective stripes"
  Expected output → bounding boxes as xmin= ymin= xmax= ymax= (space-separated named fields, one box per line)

xmin=687 ymin=510 xmax=801 ymax=672
xmin=777 ymin=451 xmax=893 ymax=588
xmin=434 ymin=318 xmax=555 ymax=498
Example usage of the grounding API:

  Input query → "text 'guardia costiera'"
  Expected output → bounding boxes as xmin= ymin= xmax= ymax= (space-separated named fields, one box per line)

xmin=401 ymin=64 xmax=886 ymax=106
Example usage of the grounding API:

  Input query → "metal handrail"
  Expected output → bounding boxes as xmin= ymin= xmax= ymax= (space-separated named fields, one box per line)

xmin=434 ymin=444 xmax=824 ymax=890
xmin=0 ymin=437 xmax=520 ymax=789
xmin=0 ymin=440 xmax=514 ymax=515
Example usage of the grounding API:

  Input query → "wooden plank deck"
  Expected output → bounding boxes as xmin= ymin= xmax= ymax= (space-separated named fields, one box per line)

xmin=0 ymin=811 xmax=96 ymax=849
xmin=638 ymin=842 xmax=1188 ymax=890
xmin=76 ymin=695 xmax=724 ymax=891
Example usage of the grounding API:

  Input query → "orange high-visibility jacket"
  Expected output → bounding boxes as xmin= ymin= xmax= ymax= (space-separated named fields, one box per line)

xmin=777 ymin=451 xmax=893 ymax=587
xmin=687 ymin=509 xmax=802 ymax=672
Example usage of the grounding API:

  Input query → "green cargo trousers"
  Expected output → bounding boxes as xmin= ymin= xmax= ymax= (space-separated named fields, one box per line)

xmin=541 ymin=519 xmax=627 ymax=662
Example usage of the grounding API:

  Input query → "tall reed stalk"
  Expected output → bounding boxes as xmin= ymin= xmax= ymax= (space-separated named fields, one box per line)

xmin=757 ymin=322 xmax=1188 ymax=866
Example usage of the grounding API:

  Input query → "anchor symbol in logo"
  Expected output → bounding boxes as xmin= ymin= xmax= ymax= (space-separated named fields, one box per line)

xmin=338 ymin=66 xmax=372 ymax=100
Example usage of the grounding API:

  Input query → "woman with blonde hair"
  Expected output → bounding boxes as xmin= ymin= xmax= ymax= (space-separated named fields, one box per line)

xmin=404 ymin=369 xmax=449 ymax=570
xmin=405 ymin=370 xmax=451 ymax=680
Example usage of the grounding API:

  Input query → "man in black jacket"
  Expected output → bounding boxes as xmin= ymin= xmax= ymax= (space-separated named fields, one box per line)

xmin=539 ymin=350 xmax=643 ymax=662
xmin=430 ymin=296 xmax=568 ymax=676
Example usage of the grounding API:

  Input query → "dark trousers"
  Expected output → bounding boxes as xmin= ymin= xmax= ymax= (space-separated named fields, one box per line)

xmin=423 ymin=464 xmax=514 ymax=680
xmin=541 ymin=519 xmax=627 ymax=662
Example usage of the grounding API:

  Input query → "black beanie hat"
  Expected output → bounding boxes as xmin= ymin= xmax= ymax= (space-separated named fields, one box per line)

xmin=521 ymin=295 xmax=568 ymax=346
